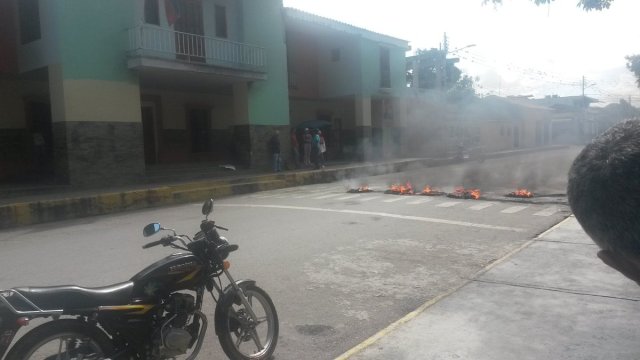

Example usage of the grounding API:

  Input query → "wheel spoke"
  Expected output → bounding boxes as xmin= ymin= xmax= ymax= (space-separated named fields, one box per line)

xmin=250 ymin=329 xmax=263 ymax=351
xmin=56 ymin=338 xmax=64 ymax=360
xmin=235 ymin=331 xmax=244 ymax=348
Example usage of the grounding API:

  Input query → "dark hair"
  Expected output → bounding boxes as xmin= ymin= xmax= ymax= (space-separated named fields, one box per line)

xmin=567 ymin=119 xmax=640 ymax=256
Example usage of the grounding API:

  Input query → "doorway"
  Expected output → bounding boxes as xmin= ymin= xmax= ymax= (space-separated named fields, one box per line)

xmin=141 ymin=103 xmax=158 ymax=164
xmin=174 ymin=0 xmax=205 ymax=63
xmin=25 ymin=101 xmax=53 ymax=175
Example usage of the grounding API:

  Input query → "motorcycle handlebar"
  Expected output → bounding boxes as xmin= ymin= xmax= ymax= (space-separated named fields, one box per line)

xmin=142 ymin=235 xmax=174 ymax=249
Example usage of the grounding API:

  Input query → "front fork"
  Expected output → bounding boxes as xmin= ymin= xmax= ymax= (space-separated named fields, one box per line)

xmin=222 ymin=270 xmax=259 ymax=322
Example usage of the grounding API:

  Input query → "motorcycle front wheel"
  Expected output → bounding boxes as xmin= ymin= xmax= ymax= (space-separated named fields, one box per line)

xmin=6 ymin=319 xmax=113 ymax=360
xmin=218 ymin=284 xmax=279 ymax=360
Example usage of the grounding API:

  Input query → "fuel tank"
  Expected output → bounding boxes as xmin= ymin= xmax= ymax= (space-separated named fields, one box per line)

xmin=130 ymin=253 xmax=205 ymax=299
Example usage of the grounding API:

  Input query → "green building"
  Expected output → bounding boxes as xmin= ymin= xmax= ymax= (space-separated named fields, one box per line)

xmin=0 ymin=0 xmax=409 ymax=187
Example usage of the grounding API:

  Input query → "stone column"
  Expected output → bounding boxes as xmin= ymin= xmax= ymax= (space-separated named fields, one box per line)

xmin=355 ymin=96 xmax=372 ymax=161
xmin=49 ymin=64 xmax=144 ymax=187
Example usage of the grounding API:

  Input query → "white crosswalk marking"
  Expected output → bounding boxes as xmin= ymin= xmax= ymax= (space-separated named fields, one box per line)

xmin=337 ymin=194 xmax=361 ymax=200
xmin=407 ymin=198 xmax=434 ymax=205
xmin=252 ymin=194 xmax=279 ymax=198
xmin=314 ymin=193 xmax=343 ymax=200
xmin=292 ymin=193 xmax=322 ymax=199
xmin=436 ymin=201 xmax=461 ymax=208
xmin=359 ymin=196 xmax=381 ymax=202
xmin=534 ymin=206 xmax=559 ymax=216
xmin=469 ymin=203 xmax=495 ymax=210
xmin=501 ymin=205 xmax=529 ymax=214
xmin=383 ymin=197 xmax=408 ymax=203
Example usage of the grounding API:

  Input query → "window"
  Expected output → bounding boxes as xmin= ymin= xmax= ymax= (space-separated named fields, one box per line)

xmin=380 ymin=47 xmax=391 ymax=88
xmin=331 ymin=48 xmax=341 ymax=62
xmin=144 ymin=0 xmax=160 ymax=25
xmin=18 ymin=0 xmax=41 ymax=44
xmin=215 ymin=5 xmax=228 ymax=38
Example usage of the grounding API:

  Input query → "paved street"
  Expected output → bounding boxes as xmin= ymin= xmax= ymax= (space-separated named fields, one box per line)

xmin=0 ymin=149 xmax=576 ymax=359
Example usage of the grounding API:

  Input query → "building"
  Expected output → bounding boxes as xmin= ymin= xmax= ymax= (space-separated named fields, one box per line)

xmin=284 ymin=8 xmax=410 ymax=161
xmin=0 ymin=0 xmax=289 ymax=186
xmin=0 ymin=1 xmax=411 ymax=187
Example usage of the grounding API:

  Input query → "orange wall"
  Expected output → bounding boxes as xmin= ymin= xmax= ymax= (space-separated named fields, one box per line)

xmin=287 ymin=30 xmax=319 ymax=99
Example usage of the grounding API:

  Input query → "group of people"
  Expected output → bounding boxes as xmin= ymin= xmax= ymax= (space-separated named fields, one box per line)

xmin=269 ymin=127 xmax=327 ymax=172
xmin=296 ymin=128 xmax=326 ymax=169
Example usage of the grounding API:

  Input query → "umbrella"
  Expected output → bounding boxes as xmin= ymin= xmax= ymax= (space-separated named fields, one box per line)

xmin=295 ymin=120 xmax=331 ymax=130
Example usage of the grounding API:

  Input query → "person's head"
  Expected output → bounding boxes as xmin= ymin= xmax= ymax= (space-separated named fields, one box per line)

xmin=304 ymin=128 xmax=309 ymax=133
xmin=274 ymin=130 xmax=280 ymax=136
xmin=567 ymin=119 xmax=640 ymax=284
xmin=318 ymin=130 xmax=322 ymax=135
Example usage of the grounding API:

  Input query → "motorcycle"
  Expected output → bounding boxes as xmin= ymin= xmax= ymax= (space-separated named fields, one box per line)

xmin=0 ymin=198 xmax=278 ymax=359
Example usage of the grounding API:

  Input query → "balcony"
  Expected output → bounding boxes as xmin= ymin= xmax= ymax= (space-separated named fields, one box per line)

xmin=127 ymin=24 xmax=267 ymax=82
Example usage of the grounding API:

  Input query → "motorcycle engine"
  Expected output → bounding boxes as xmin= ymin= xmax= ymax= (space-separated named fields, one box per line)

xmin=155 ymin=293 xmax=198 ymax=358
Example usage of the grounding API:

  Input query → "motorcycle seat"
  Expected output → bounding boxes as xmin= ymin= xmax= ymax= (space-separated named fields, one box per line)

xmin=13 ymin=281 xmax=134 ymax=311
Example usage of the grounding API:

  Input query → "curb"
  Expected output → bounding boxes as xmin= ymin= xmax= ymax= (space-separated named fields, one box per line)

xmin=0 ymin=159 xmax=420 ymax=229
xmin=0 ymin=146 xmax=571 ymax=229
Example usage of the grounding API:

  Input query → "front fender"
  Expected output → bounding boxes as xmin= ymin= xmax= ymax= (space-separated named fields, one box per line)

xmin=214 ymin=279 xmax=256 ymax=336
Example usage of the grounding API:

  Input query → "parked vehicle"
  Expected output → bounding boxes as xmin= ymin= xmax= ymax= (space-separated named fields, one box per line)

xmin=0 ymin=199 xmax=278 ymax=360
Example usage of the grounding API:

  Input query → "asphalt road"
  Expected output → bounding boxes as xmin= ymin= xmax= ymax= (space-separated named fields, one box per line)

xmin=0 ymin=147 xmax=579 ymax=359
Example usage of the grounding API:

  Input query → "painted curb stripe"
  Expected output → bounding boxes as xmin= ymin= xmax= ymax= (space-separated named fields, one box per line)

xmin=216 ymin=204 xmax=526 ymax=232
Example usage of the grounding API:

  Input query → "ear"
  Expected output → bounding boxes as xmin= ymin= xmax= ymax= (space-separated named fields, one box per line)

xmin=597 ymin=250 xmax=640 ymax=285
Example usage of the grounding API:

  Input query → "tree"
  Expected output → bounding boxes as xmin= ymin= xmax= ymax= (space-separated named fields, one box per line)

xmin=407 ymin=48 xmax=462 ymax=90
xmin=447 ymin=75 xmax=478 ymax=103
xmin=626 ymin=55 xmax=640 ymax=89
xmin=483 ymin=0 xmax=614 ymax=11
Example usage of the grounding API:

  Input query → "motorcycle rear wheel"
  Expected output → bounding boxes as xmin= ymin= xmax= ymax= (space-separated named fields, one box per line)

xmin=218 ymin=284 xmax=279 ymax=360
xmin=5 ymin=319 xmax=113 ymax=360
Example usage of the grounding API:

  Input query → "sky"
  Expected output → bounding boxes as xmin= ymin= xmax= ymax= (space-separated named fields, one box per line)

xmin=282 ymin=0 xmax=640 ymax=106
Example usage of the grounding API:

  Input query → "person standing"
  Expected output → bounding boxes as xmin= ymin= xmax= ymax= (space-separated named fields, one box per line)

xmin=290 ymin=129 xmax=300 ymax=169
xmin=269 ymin=130 xmax=282 ymax=172
xmin=318 ymin=130 xmax=326 ymax=168
xmin=303 ymin=128 xmax=312 ymax=166
xmin=311 ymin=129 xmax=321 ymax=169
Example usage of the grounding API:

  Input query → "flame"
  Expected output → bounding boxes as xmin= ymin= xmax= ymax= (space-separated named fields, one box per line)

xmin=389 ymin=181 xmax=414 ymax=195
xmin=469 ymin=189 xmax=481 ymax=200
xmin=508 ymin=188 xmax=534 ymax=198
xmin=348 ymin=184 xmax=372 ymax=193
xmin=422 ymin=185 xmax=444 ymax=196
xmin=449 ymin=186 xmax=481 ymax=200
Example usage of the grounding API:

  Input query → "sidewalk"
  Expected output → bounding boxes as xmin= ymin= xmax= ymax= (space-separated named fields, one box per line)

xmin=0 ymin=145 xmax=569 ymax=229
xmin=0 ymin=157 xmax=438 ymax=229
xmin=340 ymin=216 xmax=640 ymax=360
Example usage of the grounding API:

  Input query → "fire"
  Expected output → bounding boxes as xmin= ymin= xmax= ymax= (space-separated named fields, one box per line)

xmin=421 ymin=185 xmax=445 ymax=196
xmin=387 ymin=181 xmax=414 ymax=195
xmin=348 ymin=185 xmax=372 ymax=193
xmin=507 ymin=188 xmax=534 ymax=198
xmin=448 ymin=186 xmax=481 ymax=200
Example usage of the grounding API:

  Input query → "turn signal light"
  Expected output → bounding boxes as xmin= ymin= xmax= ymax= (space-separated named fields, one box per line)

xmin=223 ymin=260 xmax=231 ymax=270
xmin=16 ymin=317 xmax=29 ymax=326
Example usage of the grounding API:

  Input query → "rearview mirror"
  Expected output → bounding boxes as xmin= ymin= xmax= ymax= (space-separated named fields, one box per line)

xmin=202 ymin=198 xmax=214 ymax=216
xmin=143 ymin=223 xmax=161 ymax=237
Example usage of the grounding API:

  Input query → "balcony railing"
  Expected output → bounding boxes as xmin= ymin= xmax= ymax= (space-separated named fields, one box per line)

xmin=127 ymin=24 xmax=266 ymax=72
